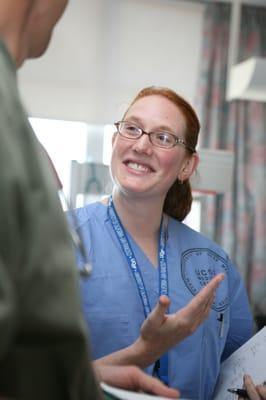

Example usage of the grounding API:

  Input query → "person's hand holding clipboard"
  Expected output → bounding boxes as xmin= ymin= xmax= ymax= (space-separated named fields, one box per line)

xmin=227 ymin=375 xmax=266 ymax=399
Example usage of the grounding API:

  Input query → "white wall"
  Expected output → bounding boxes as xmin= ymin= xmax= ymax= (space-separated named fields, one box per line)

xmin=18 ymin=0 xmax=205 ymax=125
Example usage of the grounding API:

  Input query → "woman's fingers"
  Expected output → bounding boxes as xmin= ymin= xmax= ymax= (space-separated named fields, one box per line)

xmin=171 ymin=273 xmax=224 ymax=337
xmin=140 ymin=273 xmax=224 ymax=356
xmin=197 ymin=273 xmax=224 ymax=302
xmin=187 ymin=273 xmax=224 ymax=312
xmin=141 ymin=295 xmax=170 ymax=338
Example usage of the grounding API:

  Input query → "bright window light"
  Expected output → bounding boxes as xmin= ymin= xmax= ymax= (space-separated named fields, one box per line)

xmin=184 ymin=198 xmax=201 ymax=232
xmin=29 ymin=118 xmax=88 ymax=198
xmin=103 ymin=124 xmax=115 ymax=165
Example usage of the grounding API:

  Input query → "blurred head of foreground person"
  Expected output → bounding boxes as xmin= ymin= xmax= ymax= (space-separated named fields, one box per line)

xmin=0 ymin=2 xmax=179 ymax=400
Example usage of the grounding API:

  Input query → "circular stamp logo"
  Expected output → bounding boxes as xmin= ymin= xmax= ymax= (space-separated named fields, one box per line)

xmin=181 ymin=248 xmax=229 ymax=312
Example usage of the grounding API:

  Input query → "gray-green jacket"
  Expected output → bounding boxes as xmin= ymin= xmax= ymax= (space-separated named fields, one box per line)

xmin=0 ymin=39 xmax=100 ymax=400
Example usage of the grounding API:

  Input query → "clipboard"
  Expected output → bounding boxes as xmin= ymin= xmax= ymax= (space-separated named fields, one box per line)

xmin=214 ymin=326 xmax=266 ymax=399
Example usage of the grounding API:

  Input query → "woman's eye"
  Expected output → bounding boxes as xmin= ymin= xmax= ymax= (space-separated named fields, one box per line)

xmin=125 ymin=125 xmax=139 ymax=134
xmin=156 ymin=133 xmax=171 ymax=143
xmin=128 ymin=125 xmax=138 ymax=131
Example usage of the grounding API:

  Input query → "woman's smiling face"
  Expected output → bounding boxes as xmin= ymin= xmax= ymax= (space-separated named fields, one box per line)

xmin=110 ymin=94 xmax=195 ymax=202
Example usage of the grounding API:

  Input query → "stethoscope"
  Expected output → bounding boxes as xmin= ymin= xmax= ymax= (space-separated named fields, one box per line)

xmin=68 ymin=217 xmax=92 ymax=278
xmin=59 ymin=189 xmax=92 ymax=278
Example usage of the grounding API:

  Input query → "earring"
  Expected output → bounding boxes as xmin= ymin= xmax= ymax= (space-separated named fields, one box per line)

xmin=177 ymin=178 xmax=183 ymax=185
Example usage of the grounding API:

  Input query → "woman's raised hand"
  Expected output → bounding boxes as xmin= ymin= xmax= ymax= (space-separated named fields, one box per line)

xmin=94 ymin=273 xmax=224 ymax=369
xmin=135 ymin=273 xmax=224 ymax=365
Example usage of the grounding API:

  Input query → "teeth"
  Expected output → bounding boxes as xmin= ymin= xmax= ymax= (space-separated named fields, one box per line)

xmin=127 ymin=162 xmax=150 ymax=172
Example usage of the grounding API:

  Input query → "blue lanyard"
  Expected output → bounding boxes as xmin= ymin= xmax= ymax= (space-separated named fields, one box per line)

xmin=108 ymin=196 xmax=169 ymax=384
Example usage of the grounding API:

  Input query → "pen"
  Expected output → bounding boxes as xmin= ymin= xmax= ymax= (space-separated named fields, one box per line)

xmin=227 ymin=388 xmax=250 ymax=398
xmin=217 ymin=313 xmax=224 ymax=337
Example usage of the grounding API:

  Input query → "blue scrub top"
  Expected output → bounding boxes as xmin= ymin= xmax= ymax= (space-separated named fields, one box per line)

xmin=72 ymin=201 xmax=253 ymax=400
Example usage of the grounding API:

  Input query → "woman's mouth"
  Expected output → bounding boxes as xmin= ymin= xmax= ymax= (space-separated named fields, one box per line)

xmin=125 ymin=161 xmax=153 ymax=173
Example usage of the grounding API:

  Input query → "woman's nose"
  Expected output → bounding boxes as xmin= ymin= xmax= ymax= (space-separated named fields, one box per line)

xmin=131 ymin=133 xmax=153 ymax=155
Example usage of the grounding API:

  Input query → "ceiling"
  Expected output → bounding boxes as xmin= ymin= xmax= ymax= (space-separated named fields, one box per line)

xmin=188 ymin=0 xmax=266 ymax=6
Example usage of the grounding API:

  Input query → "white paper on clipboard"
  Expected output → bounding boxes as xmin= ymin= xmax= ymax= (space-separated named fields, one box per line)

xmin=213 ymin=326 xmax=266 ymax=400
xmin=101 ymin=382 xmax=190 ymax=400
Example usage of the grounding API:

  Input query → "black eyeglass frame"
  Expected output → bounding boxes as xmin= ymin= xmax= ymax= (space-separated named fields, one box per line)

xmin=114 ymin=121 xmax=196 ymax=153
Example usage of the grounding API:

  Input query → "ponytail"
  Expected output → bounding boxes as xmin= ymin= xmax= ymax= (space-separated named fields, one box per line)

xmin=163 ymin=179 xmax=192 ymax=222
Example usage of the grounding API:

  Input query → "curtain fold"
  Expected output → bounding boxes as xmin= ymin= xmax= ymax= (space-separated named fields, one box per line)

xmin=195 ymin=4 xmax=266 ymax=322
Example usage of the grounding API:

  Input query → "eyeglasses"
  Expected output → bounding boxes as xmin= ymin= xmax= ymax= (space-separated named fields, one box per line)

xmin=114 ymin=121 xmax=196 ymax=152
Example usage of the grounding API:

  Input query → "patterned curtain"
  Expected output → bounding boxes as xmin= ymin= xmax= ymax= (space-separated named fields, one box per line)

xmin=195 ymin=4 xmax=266 ymax=324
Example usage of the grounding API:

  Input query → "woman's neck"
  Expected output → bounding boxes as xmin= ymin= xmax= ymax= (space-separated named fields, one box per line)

xmin=111 ymin=189 xmax=164 ymax=241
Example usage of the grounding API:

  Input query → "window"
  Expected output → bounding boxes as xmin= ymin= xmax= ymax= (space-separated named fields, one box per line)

xmin=30 ymin=117 xmax=89 ymax=198
xmin=183 ymin=197 xmax=201 ymax=232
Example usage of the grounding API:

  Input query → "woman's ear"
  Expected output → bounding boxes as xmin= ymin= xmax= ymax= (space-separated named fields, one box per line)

xmin=179 ymin=153 xmax=199 ymax=182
